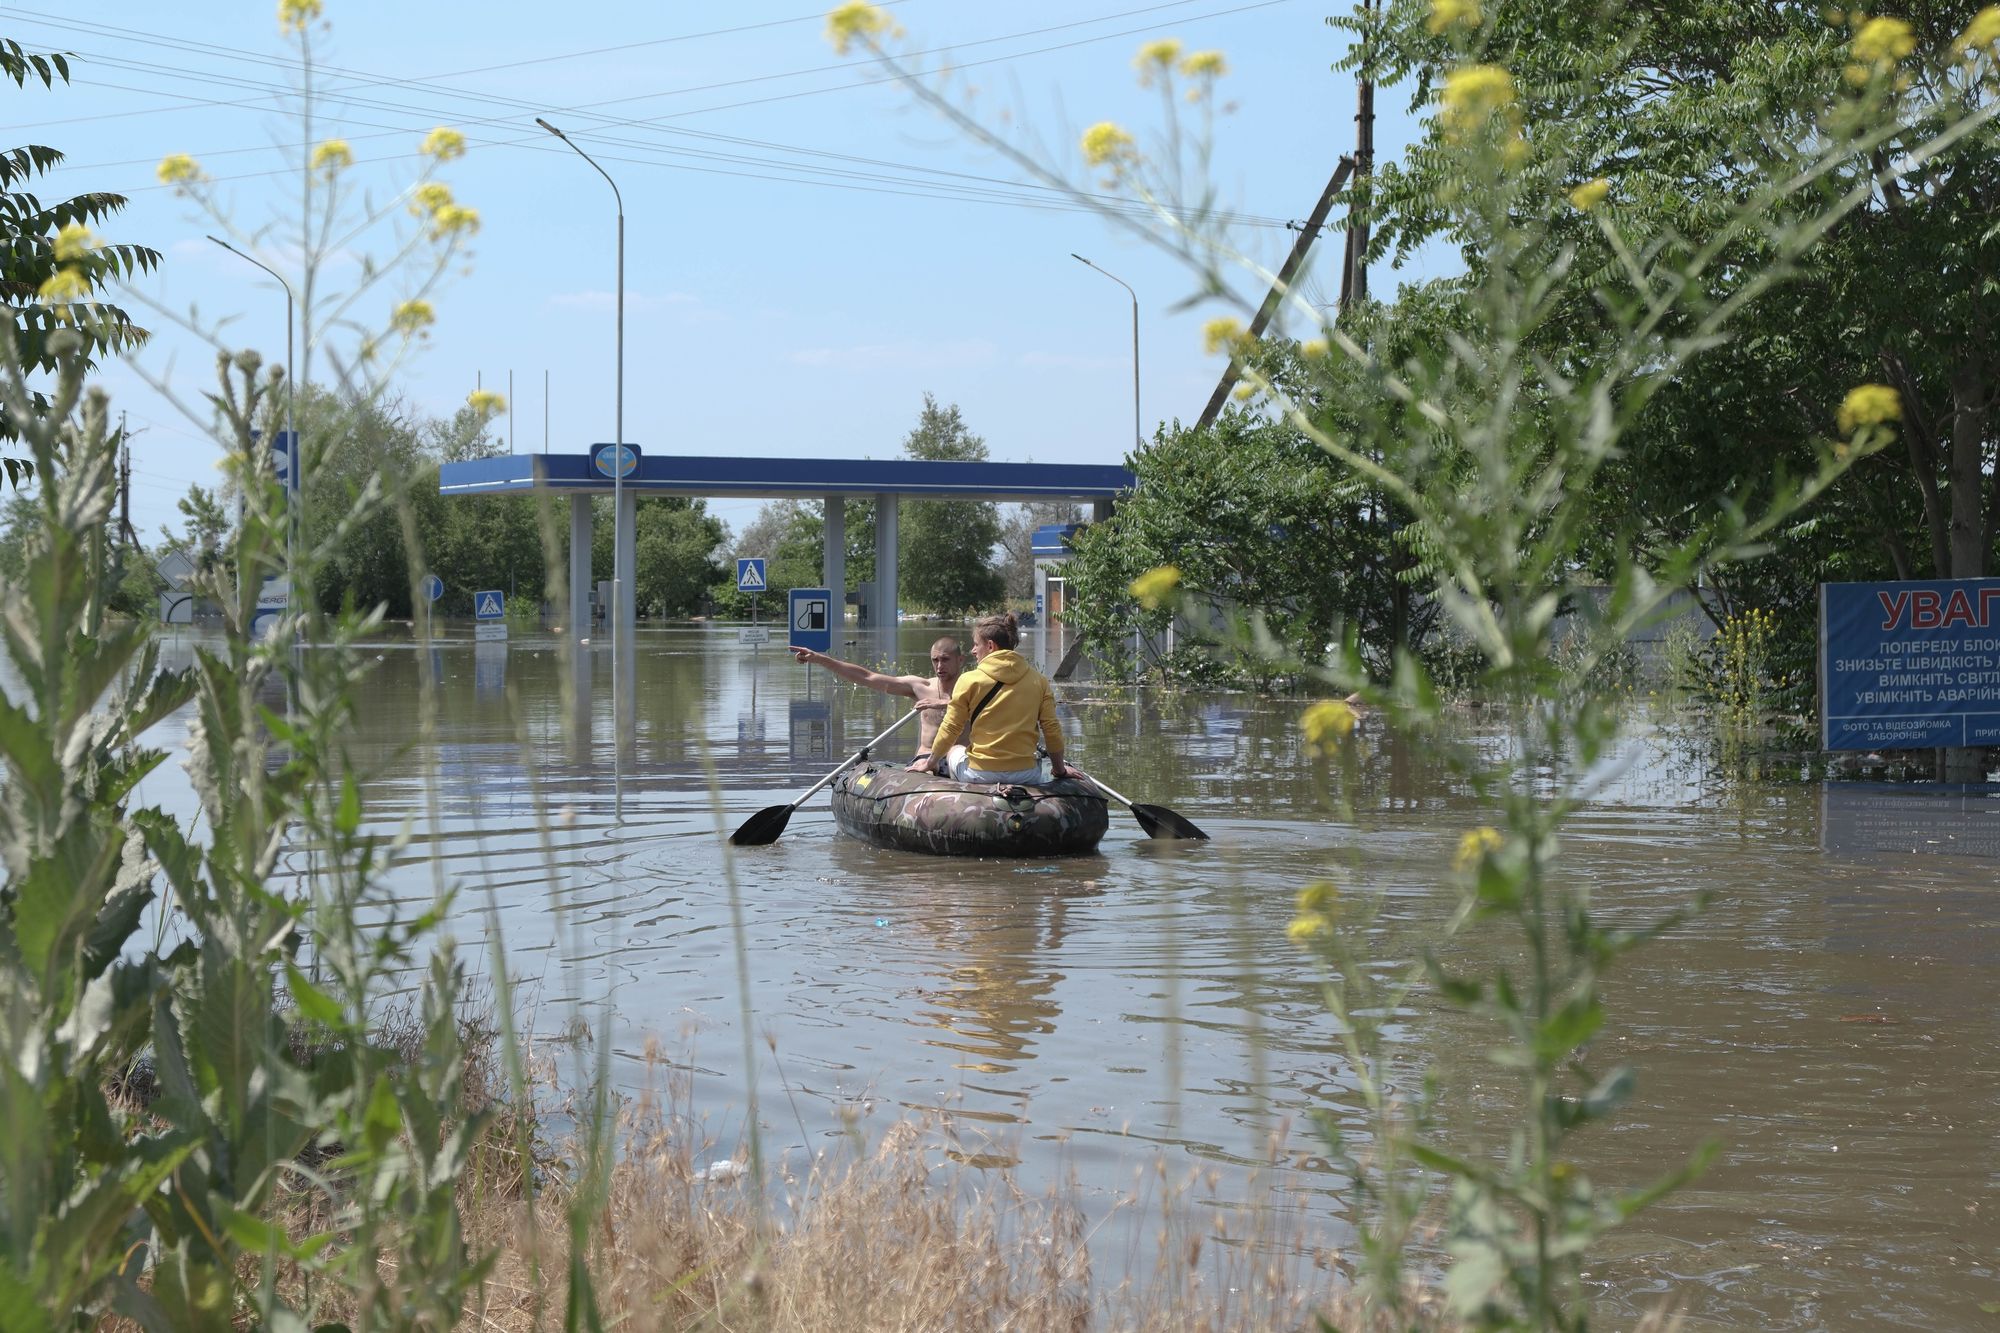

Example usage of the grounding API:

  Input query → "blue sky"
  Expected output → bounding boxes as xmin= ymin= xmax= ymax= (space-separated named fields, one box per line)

xmin=15 ymin=0 xmax=1442 ymax=542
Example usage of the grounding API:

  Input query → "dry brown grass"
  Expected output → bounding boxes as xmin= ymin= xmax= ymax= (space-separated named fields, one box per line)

xmin=457 ymin=1061 xmax=1443 ymax=1333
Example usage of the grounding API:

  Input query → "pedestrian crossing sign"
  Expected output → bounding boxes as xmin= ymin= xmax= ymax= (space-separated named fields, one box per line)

xmin=475 ymin=589 xmax=505 ymax=620
xmin=736 ymin=558 xmax=767 ymax=593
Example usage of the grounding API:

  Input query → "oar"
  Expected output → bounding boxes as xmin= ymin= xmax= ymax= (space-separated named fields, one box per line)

xmin=1064 ymin=764 xmax=1209 ymax=841
xmin=729 ymin=707 xmax=921 ymax=846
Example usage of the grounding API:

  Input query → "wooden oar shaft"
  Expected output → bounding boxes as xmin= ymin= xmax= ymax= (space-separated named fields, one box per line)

xmin=789 ymin=707 xmax=920 ymax=811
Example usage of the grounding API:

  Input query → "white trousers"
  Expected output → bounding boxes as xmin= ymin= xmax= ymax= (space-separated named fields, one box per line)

xmin=941 ymin=744 xmax=1043 ymax=785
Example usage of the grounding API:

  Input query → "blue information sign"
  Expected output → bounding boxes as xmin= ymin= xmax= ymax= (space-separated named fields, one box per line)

xmin=788 ymin=587 xmax=833 ymax=653
xmin=736 ymin=558 xmax=767 ymax=593
xmin=422 ymin=573 xmax=445 ymax=603
xmin=474 ymin=589 xmax=505 ymax=620
xmin=591 ymin=443 xmax=640 ymax=480
xmin=268 ymin=430 xmax=299 ymax=492
xmin=1820 ymin=577 xmax=2000 ymax=750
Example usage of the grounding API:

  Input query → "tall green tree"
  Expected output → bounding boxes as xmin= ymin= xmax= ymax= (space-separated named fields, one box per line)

xmin=1351 ymin=2 xmax=2000 ymax=593
xmin=1 ymin=38 xmax=161 ymax=477
xmin=897 ymin=393 xmax=1003 ymax=613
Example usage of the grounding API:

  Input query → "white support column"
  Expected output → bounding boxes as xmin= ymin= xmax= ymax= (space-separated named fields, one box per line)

xmin=874 ymin=492 xmax=898 ymax=636
xmin=616 ymin=488 xmax=638 ymax=637
xmin=823 ymin=495 xmax=845 ymax=614
xmin=614 ymin=487 xmax=637 ymax=755
xmin=569 ymin=494 xmax=592 ymax=642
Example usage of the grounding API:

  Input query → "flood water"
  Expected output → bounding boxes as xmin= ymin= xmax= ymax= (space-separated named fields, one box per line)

xmin=120 ymin=623 xmax=1997 ymax=1329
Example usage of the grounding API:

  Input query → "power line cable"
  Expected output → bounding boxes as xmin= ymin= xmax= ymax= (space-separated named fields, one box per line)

xmin=35 ymin=0 xmax=1298 ymax=227
xmin=0 ymin=0 xmax=1215 ymax=132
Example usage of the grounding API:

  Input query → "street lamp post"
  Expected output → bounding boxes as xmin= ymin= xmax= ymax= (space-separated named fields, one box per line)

xmin=537 ymin=117 xmax=629 ymax=788
xmin=1071 ymin=253 xmax=1141 ymax=450
xmin=208 ymin=235 xmax=297 ymax=614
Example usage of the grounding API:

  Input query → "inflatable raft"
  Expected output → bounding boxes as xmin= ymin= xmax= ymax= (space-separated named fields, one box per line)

xmin=829 ymin=762 xmax=1110 ymax=857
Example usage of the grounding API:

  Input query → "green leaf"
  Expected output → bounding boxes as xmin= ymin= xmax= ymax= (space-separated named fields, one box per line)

xmin=1538 ymin=993 xmax=1605 ymax=1061
xmin=334 ymin=770 xmax=361 ymax=837
xmin=284 ymin=962 xmax=344 ymax=1028
xmin=362 ymin=1073 xmax=400 ymax=1153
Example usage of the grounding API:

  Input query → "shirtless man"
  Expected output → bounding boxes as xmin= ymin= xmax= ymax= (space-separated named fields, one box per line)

xmin=792 ymin=637 xmax=965 ymax=763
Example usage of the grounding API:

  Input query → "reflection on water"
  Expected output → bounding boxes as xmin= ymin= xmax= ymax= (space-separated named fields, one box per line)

xmin=36 ymin=623 xmax=2000 ymax=1328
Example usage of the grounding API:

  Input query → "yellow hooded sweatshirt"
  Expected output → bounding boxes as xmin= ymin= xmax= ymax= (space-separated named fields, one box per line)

xmin=927 ymin=648 xmax=1064 ymax=773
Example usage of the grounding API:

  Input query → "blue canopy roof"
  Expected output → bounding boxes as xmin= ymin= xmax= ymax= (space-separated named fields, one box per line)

xmin=438 ymin=449 xmax=1133 ymax=504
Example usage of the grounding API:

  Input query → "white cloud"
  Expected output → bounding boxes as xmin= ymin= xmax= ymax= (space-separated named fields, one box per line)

xmin=788 ymin=339 xmax=997 ymax=371
xmin=548 ymin=288 xmax=697 ymax=313
xmin=1017 ymin=350 xmax=1127 ymax=372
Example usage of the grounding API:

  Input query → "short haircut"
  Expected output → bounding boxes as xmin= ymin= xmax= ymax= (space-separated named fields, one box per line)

xmin=931 ymin=636 xmax=962 ymax=657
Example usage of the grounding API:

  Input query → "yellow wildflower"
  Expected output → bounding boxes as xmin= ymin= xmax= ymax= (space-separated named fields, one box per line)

xmin=390 ymin=299 xmax=435 ymax=335
xmin=1202 ymin=316 xmax=1247 ymax=356
xmin=411 ymin=182 xmax=453 ymax=216
xmin=1080 ymin=121 xmax=1137 ymax=167
xmin=1427 ymin=0 xmax=1481 ymax=34
xmin=1453 ymin=825 xmax=1504 ymax=872
xmin=1300 ymin=338 xmax=1329 ymax=359
xmin=430 ymin=204 xmax=480 ymax=239
xmin=1301 ymin=699 xmax=1356 ymax=751
xmin=1296 ymin=881 xmax=1337 ymax=913
xmin=826 ymin=0 xmax=896 ymax=54
xmin=1440 ymin=63 xmax=1516 ymax=137
xmin=1178 ymin=49 xmax=1227 ymax=78
xmin=37 ymin=268 xmax=92 ymax=303
xmin=467 ymin=389 xmax=508 ymax=416
xmin=1852 ymin=15 xmax=1916 ymax=63
xmin=1836 ymin=383 xmax=1901 ymax=434
xmin=1129 ymin=564 xmax=1181 ymax=609
xmin=1135 ymin=38 xmax=1183 ymax=82
xmin=1286 ymin=912 xmax=1330 ymax=944
xmin=420 ymin=126 xmax=467 ymax=161
xmin=1567 ymin=177 xmax=1610 ymax=211
xmin=52 ymin=222 xmax=96 ymax=262
xmin=1232 ymin=381 xmax=1257 ymax=401
xmin=277 ymin=0 xmax=322 ymax=34
xmin=1953 ymin=5 xmax=2000 ymax=54
xmin=156 ymin=153 xmax=201 ymax=185
xmin=311 ymin=139 xmax=352 ymax=173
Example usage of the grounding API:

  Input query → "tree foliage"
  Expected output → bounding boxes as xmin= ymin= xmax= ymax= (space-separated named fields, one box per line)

xmin=0 ymin=37 xmax=162 ymax=477
xmin=896 ymin=393 xmax=1004 ymax=614
xmin=1350 ymin=0 xmax=2000 ymax=668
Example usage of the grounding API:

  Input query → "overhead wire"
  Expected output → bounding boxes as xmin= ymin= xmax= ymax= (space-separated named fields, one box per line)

xmin=10 ymin=0 xmax=1299 ymax=228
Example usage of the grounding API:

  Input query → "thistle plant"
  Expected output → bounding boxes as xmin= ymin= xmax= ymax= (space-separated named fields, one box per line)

xmin=833 ymin=1 xmax=1999 ymax=1326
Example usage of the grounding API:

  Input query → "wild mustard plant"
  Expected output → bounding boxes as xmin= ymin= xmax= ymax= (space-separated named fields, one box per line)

xmin=836 ymin=2 xmax=1994 ymax=1325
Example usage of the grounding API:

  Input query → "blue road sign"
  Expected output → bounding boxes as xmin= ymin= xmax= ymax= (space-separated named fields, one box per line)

xmin=422 ymin=573 xmax=445 ymax=603
xmin=1820 ymin=577 xmax=2000 ymax=750
xmin=736 ymin=558 xmax=767 ymax=593
xmin=271 ymin=430 xmax=299 ymax=492
xmin=789 ymin=587 xmax=833 ymax=653
xmin=474 ymin=589 xmax=505 ymax=620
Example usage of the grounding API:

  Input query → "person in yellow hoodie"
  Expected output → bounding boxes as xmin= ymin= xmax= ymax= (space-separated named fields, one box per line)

xmin=909 ymin=611 xmax=1079 ymax=785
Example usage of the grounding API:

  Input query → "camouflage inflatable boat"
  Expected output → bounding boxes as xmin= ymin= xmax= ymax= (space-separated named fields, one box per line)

xmin=829 ymin=762 xmax=1109 ymax=857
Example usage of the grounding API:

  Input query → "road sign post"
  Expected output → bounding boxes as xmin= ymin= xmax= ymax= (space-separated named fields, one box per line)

xmin=422 ymin=573 xmax=445 ymax=604
xmin=788 ymin=587 xmax=833 ymax=654
xmin=474 ymin=588 xmax=507 ymax=641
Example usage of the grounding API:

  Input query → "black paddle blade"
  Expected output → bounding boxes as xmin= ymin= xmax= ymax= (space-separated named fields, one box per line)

xmin=1131 ymin=803 xmax=1208 ymax=841
xmin=729 ymin=804 xmax=794 ymax=847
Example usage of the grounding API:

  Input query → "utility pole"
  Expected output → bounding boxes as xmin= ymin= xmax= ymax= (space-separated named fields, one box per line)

xmin=1194 ymin=156 xmax=1354 ymax=431
xmin=1342 ymin=0 xmax=1379 ymax=310
xmin=118 ymin=412 xmax=132 ymax=551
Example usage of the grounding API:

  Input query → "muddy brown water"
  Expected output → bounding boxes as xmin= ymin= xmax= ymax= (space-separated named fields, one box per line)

xmin=102 ymin=624 xmax=2000 ymax=1328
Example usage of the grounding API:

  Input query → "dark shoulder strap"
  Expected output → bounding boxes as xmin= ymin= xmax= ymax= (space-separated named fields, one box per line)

xmin=963 ymin=678 xmax=1005 ymax=742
